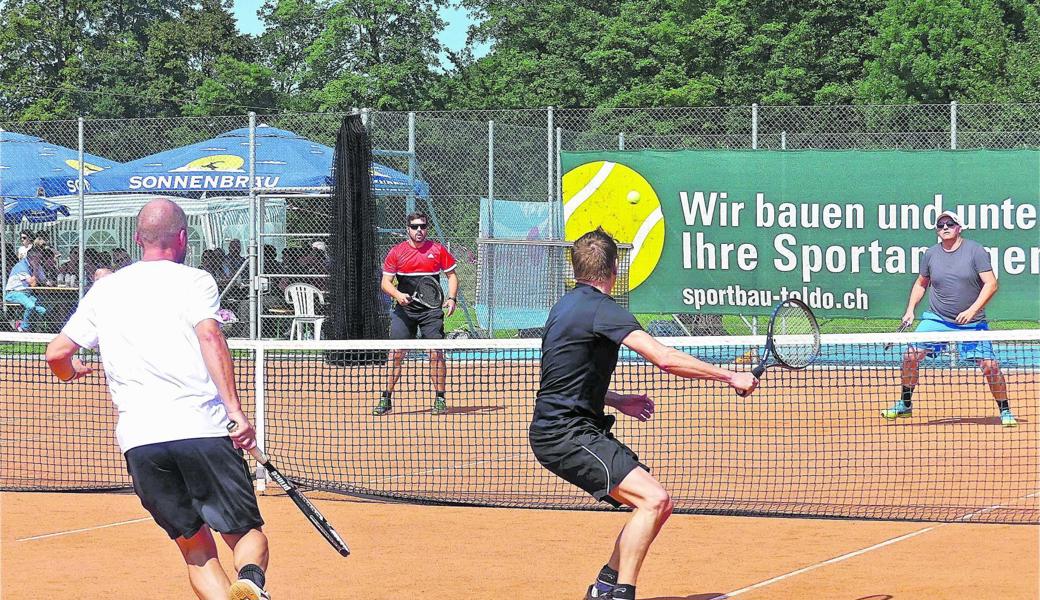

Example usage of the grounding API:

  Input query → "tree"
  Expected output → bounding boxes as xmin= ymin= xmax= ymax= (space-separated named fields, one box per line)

xmin=857 ymin=0 xmax=1038 ymax=103
xmin=143 ymin=0 xmax=271 ymax=115
xmin=258 ymin=0 xmax=328 ymax=109
xmin=297 ymin=0 xmax=449 ymax=111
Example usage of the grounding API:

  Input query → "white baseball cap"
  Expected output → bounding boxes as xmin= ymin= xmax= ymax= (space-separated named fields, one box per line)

xmin=937 ymin=210 xmax=967 ymax=229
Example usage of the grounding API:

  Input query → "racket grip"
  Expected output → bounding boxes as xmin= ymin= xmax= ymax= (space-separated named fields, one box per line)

xmin=735 ymin=379 xmax=757 ymax=398
xmin=736 ymin=364 xmax=765 ymax=397
xmin=226 ymin=422 xmax=271 ymax=466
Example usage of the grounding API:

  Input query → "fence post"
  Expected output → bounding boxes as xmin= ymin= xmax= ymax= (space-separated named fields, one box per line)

xmin=487 ymin=120 xmax=496 ymax=337
xmin=407 ymin=112 xmax=416 ymax=214
xmin=781 ymin=131 xmax=787 ymax=150
xmin=752 ymin=103 xmax=759 ymax=149
xmin=248 ymin=112 xmax=258 ymax=340
xmin=547 ymin=106 xmax=555 ymax=238
xmin=950 ymin=101 xmax=958 ymax=150
xmin=487 ymin=121 xmax=494 ymax=238
xmin=77 ymin=117 xmax=86 ymax=300
xmin=556 ymin=127 xmax=562 ymax=210
xmin=618 ymin=132 xmax=625 ymax=150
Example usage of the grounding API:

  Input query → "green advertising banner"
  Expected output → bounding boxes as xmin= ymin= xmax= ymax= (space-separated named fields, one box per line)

xmin=561 ymin=150 xmax=1040 ymax=320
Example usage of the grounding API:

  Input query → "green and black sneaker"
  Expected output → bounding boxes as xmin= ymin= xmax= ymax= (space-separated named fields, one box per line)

xmin=431 ymin=396 xmax=448 ymax=415
xmin=372 ymin=396 xmax=393 ymax=416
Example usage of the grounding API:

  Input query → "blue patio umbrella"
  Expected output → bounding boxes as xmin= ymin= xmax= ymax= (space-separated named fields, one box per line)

xmin=89 ymin=125 xmax=430 ymax=196
xmin=3 ymin=197 xmax=71 ymax=224
xmin=0 ymin=131 xmax=118 ymax=198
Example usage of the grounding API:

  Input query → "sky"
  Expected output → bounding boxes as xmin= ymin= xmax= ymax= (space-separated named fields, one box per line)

xmin=231 ymin=1 xmax=481 ymax=56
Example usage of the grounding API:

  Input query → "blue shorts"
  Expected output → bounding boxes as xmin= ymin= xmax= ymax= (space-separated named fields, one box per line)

xmin=912 ymin=311 xmax=996 ymax=362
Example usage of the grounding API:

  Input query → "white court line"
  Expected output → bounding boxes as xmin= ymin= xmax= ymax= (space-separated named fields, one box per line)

xmin=709 ymin=490 xmax=1040 ymax=599
xmin=707 ymin=526 xmax=937 ymax=599
xmin=16 ymin=517 xmax=152 ymax=542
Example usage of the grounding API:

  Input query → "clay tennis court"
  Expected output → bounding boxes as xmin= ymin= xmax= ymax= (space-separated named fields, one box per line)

xmin=2 ymin=338 xmax=1038 ymax=598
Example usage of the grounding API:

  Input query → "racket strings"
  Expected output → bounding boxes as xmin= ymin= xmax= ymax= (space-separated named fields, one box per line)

xmin=770 ymin=302 xmax=820 ymax=368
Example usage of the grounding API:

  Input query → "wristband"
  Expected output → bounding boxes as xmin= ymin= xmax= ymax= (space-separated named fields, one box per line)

xmin=447 ymin=297 xmax=457 ymax=302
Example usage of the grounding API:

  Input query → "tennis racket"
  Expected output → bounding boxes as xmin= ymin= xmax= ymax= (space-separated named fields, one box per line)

xmin=737 ymin=298 xmax=821 ymax=397
xmin=409 ymin=275 xmax=444 ymax=310
xmin=882 ymin=321 xmax=911 ymax=351
xmin=227 ymin=423 xmax=350 ymax=557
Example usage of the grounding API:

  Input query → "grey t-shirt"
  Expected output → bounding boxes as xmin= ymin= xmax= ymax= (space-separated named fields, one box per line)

xmin=920 ymin=238 xmax=992 ymax=322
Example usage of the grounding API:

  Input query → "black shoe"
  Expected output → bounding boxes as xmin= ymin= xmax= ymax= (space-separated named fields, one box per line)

xmin=585 ymin=584 xmax=612 ymax=599
xmin=372 ymin=397 xmax=392 ymax=416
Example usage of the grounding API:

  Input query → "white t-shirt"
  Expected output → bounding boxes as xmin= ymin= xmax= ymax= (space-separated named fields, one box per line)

xmin=62 ymin=260 xmax=230 ymax=453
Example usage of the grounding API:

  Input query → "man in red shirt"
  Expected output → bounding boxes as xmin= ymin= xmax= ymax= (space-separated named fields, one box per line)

xmin=374 ymin=211 xmax=459 ymax=416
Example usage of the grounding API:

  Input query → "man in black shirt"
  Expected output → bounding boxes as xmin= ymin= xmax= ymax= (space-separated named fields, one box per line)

xmin=530 ymin=228 xmax=757 ymax=600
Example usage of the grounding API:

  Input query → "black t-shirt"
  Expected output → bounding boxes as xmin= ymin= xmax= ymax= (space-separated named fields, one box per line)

xmin=532 ymin=284 xmax=643 ymax=430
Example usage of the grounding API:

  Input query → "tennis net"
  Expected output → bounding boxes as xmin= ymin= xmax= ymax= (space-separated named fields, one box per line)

xmin=2 ymin=329 xmax=1037 ymax=524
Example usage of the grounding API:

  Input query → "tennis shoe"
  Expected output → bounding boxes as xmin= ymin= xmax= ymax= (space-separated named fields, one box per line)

xmin=10 ymin=320 xmax=26 ymax=332
xmin=229 ymin=578 xmax=271 ymax=600
xmin=585 ymin=584 xmax=613 ymax=599
xmin=881 ymin=401 xmax=912 ymax=420
xmin=372 ymin=396 xmax=392 ymax=416
xmin=1000 ymin=408 xmax=1018 ymax=428
xmin=431 ymin=396 xmax=448 ymax=415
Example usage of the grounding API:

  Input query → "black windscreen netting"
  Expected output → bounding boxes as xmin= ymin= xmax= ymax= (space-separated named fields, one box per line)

xmin=327 ymin=113 xmax=384 ymax=343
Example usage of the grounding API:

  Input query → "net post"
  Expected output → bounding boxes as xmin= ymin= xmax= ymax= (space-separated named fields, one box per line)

xmin=253 ymin=343 xmax=267 ymax=491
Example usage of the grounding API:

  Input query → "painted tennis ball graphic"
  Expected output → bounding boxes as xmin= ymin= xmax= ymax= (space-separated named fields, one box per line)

xmin=563 ymin=161 xmax=664 ymax=289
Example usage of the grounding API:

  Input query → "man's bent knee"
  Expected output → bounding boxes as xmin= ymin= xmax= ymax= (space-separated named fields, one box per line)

xmin=648 ymin=489 xmax=673 ymax=520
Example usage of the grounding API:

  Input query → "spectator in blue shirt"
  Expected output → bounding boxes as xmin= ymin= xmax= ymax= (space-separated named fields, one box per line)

xmin=4 ymin=247 xmax=48 ymax=332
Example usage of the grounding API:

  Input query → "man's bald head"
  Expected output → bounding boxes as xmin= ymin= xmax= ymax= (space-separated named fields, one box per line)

xmin=135 ymin=199 xmax=188 ymax=262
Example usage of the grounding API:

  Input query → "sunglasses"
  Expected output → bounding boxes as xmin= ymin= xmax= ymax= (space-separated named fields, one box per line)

xmin=936 ymin=221 xmax=958 ymax=230
xmin=408 ymin=223 xmax=428 ymax=230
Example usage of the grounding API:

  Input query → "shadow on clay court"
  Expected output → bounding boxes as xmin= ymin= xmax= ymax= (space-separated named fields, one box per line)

xmin=916 ymin=416 xmax=1024 ymax=427
xmin=642 ymin=591 xmax=896 ymax=599
xmin=387 ymin=405 xmax=505 ymax=416
xmin=640 ymin=590 xmax=723 ymax=594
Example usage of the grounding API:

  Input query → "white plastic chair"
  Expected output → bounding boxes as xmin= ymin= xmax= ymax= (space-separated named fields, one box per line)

xmin=284 ymin=283 xmax=325 ymax=340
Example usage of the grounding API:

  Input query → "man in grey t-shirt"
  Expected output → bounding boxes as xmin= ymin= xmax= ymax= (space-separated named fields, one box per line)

xmin=881 ymin=210 xmax=1017 ymax=427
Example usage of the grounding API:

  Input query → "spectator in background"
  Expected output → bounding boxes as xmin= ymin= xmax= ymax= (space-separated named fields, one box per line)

xmin=262 ymin=244 xmax=287 ymax=294
xmin=17 ymin=229 xmax=34 ymax=259
xmin=83 ymin=249 xmax=100 ymax=285
xmin=98 ymin=250 xmax=112 ymax=269
xmin=200 ymin=249 xmax=228 ymax=289
xmin=299 ymin=246 xmax=327 ymax=291
xmin=281 ymin=247 xmax=304 ymax=275
xmin=311 ymin=240 xmax=330 ymax=271
xmin=262 ymin=244 xmax=282 ymax=273
xmin=112 ymin=248 xmax=133 ymax=271
xmin=58 ymin=251 xmax=80 ymax=285
xmin=224 ymin=239 xmax=245 ymax=278
xmin=5 ymin=246 xmax=48 ymax=332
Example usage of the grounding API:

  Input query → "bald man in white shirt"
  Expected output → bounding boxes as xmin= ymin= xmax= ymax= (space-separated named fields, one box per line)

xmin=46 ymin=199 xmax=272 ymax=600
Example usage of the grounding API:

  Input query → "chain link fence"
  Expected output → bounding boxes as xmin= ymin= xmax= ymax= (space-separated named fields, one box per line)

xmin=2 ymin=103 xmax=1038 ymax=337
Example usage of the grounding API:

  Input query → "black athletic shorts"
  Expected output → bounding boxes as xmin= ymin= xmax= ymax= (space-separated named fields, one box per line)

xmin=389 ymin=305 xmax=445 ymax=340
xmin=528 ymin=419 xmax=648 ymax=508
xmin=124 ymin=436 xmax=263 ymax=540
